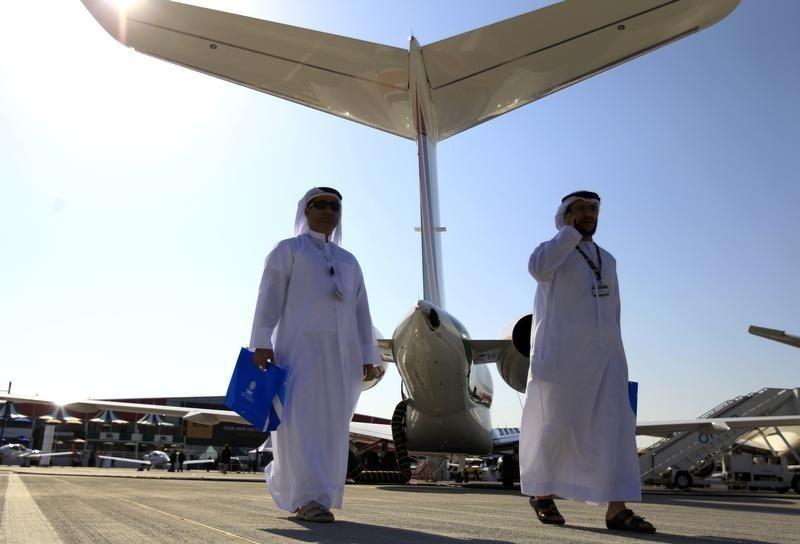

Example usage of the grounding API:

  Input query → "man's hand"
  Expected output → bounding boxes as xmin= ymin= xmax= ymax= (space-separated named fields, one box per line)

xmin=253 ymin=348 xmax=275 ymax=371
xmin=363 ymin=364 xmax=385 ymax=381
xmin=563 ymin=211 xmax=578 ymax=228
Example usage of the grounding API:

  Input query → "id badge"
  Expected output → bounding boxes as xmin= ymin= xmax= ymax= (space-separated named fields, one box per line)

xmin=592 ymin=283 xmax=610 ymax=297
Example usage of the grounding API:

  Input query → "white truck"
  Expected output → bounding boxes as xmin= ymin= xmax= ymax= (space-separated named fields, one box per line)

xmin=659 ymin=452 xmax=800 ymax=493
xmin=721 ymin=453 xmax=799 ymax=493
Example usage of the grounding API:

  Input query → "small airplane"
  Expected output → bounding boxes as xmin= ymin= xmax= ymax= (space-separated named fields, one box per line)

xmin=98 ymin=449 xmax=239 ymax=470
xmin=98 ymin=449 xmax=248 ymax=472
xmin=97 ymin=449 xmax=170 ymax=469
xmin=0 ymin=443 xmax=77 ymax=467
xmin=79 ymin=0 xmax=743 ymax=461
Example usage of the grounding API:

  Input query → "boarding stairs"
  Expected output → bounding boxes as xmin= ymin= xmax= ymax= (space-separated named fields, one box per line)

xmin=639 ymin=388 xmax=797 ymax=482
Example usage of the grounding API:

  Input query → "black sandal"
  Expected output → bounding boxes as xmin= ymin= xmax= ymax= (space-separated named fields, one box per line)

xmin=529 ymin=498 xmax=565 ymax=525
xmin=605 ymin=509 xmax=656 ymax=534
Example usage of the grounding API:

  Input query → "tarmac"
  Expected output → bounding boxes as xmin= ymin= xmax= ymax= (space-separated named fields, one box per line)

xmin=1 ymin=466 xmax=798 ymax=544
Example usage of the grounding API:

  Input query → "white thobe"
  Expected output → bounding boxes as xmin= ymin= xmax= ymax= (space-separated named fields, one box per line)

xmin=250 ymin=231 xmax=379 ymax=511
xmin=519 ymin=226 xmax=641 ymax=503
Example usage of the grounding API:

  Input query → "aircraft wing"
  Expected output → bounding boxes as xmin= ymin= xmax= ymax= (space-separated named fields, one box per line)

xmin=748 ymin=326 xmax=800 ymax=349
xmin=97 ymin=455 xmax=152 ymax=466
xmin=0 ymin=393 xmax=246 ymax=425
xmin=183 ymin=459 xmax=215 ymax=466
xmin=80 ymin=0 xmax=412 ymax=139
xmin=20 ymin=451 xmax=78 ymax=459
xmin=0 ymin=394 xmax=55 ymax=406
xmin=471 ymin=340 xmax=510 ymax=364
xmin=490 ymin=416 xmax=800 ymax=447
xmin=64 ymin=399 xmax=247 ymax=426
xmin=349 ymin=421 xmax=393 ymax=442
xmin=380 ymin=338 xmax=511 ymax=364
xmin=423 ymin=0 xmax=739 ymax=140
xmin=377 ymin=339 xmax=394 ymax=363
xmin=636 ymin=415 xmax=800 ymax=437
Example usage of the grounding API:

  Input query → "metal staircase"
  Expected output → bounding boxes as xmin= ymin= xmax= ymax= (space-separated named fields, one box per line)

xmin=639 ymin=388 xmax=797 ymax=482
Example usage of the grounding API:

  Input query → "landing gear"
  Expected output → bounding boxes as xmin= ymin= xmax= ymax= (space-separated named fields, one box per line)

xmin=674 ymin=471 xmax=693 ymax=490
xmin=346 ymin=399 xmax=413 ymax=485
xmin=501 ymin=453 xmax=517 ymax=489
xmin=391 ymin=399 xmax=412 ymax=483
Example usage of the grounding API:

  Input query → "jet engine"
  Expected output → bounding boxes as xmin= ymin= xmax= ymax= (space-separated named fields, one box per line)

xmin=496 ymin=314 xmax=532 ymax=393
xmin=363 ymin=326 xmax=390 ymax=391
xmin=361 ymin=361 xmax=389 ymax=391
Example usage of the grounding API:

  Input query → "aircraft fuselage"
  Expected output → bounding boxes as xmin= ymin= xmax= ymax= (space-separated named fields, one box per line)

xmin=392 ymin=301 xmax=493 ymax=454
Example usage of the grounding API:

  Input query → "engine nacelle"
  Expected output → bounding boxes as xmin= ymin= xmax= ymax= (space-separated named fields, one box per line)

xmin=496 ymin=314 xmax=532 ymax=393
xmin=361 ymin=361 xmax=389 ymax=391
xmin=364 ymin=325 xmax=390 ymax=391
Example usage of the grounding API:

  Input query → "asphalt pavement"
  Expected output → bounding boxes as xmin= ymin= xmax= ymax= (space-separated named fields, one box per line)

xmin=1 ymin=467 xmax=797 ymax=543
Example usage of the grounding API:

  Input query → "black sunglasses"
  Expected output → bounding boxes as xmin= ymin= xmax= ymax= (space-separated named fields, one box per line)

xmin=307 ymin=200 xmax=341 ymax=211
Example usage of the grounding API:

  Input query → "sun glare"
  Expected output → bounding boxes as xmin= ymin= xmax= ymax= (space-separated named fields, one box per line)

xmin=111 ymin=0 xmax=139 ymax=9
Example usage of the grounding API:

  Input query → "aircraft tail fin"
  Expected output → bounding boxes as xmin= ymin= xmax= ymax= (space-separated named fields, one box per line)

xmin=81 ymin=0 xmax=413 ymax=138
xmin=422 ymin=0 xmax=739 ymax=140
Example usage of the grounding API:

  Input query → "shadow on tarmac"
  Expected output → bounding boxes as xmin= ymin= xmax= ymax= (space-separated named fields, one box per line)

xmin=564 ymin=525 xmax=773 ymax=544
xmin=376 ymin=484 xmax=518 ymax=495
xmin=649 ymin=495 xmax=798 ymax=516
xmin=262 ymin=520 xmax=513 ymax=544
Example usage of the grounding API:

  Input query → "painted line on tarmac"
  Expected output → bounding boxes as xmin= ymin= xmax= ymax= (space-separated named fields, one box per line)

xmin=113 ymin=497 xmax=263 ymax=544
xmin=0 ymin=473 xmax=63 ymax=544
xmin=52 ymin=476 xmax=262 ymax=544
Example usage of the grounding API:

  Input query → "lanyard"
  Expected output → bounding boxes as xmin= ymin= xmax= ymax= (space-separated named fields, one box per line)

xmin=575 ymin=243 xmax=602 ymax=282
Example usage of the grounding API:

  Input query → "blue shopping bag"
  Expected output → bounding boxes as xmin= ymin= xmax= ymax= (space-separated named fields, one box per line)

xmin=225 ymin=348 xmax=287 ymax=432
xmin=628 ymin=381 xmax=638 ymax=416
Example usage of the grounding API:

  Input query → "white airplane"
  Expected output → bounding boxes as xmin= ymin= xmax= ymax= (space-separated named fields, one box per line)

xmin=99 ymin=449 xmax=246 ymax=471
xmin=743 ymin=326 xmax=800 ymax=454
xmin=0 ymin=443 xmax=77 ymax=466
xmin=79 ymin=0 xmax=745 ymax=463
xmin=98 ymin=449 xmax=170 ymax=469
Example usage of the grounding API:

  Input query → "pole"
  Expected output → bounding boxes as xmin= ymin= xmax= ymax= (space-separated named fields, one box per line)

xmin=0 ymin=381 xmax=11 ymax=443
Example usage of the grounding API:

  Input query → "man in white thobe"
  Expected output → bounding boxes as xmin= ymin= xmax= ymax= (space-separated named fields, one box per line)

xmin=250 ymin=187 xmax=382 ymax=523
xmin=519 ymin=190 xmax=655 ymax=534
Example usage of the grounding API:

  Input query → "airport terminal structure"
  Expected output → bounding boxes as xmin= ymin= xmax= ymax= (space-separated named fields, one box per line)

xmin=3 ymin=388 xmax=800 ymax=492
xmin=0 ymin=395 xmax=392 ymax=470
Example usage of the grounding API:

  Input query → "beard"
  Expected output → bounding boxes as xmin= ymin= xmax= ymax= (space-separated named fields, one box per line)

xmin=575 ymin=222 xmax=597 ymax=237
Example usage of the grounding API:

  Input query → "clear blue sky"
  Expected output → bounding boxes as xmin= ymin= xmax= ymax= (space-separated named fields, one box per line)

xmin=1 ymin=1 xmax=798 ymax=439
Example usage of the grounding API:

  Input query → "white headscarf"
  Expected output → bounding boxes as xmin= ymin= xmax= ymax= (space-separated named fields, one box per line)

xmin=294 ymin=187 xmax=343 ymax=245
xmin=554 ymin=196 xmax=600 ymax=230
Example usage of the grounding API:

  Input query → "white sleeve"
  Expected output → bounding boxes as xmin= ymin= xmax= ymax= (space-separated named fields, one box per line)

xmin=611 ymin=256 xmax=622 ymax=326
xmin=249 ymin=241 xmax=293 ymax=350
xmin=528 ymin=226 xmax=582 ymax=282
xmin=354 ymin=262 xmax=381 ymax=366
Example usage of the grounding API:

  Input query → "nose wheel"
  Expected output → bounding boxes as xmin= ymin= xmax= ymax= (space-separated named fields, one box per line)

xmin=346 ymin=399 xmax=412 ymax=484
xmin=391 ymin=399 xmax=412 ymax=483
